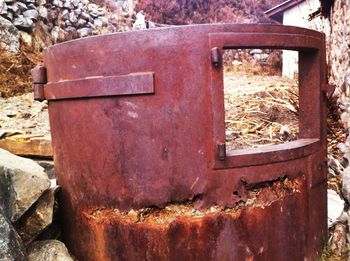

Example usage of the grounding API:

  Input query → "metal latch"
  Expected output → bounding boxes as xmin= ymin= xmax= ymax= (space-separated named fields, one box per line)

xmin=31 ymin=65 xmax=47 ymax=101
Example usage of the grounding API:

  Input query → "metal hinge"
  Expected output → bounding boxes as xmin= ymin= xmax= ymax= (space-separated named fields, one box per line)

xmin=211 ymin=47 xmax=220 ymax=68
xmin=31 ymin=65 xmax=47 ymax=101
xmin=217 ymin=143 xmax=226 ymax=160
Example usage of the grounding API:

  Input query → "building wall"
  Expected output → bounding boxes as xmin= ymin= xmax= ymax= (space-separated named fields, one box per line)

xmin=282 ymin=0 xmax=329 ymax=78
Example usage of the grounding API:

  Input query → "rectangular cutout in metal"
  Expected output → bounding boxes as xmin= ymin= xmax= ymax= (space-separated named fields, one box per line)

xmin=223 ymin=49 xmax=299 ymax=151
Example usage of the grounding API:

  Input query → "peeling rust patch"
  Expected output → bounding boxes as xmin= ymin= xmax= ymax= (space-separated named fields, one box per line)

xmin=73 ymin=175 xmax=310 ymax=261
xmin=84 ymin=176 xmax=303 ymax=225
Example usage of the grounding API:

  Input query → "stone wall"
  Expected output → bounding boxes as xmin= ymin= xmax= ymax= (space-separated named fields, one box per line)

xmin=326 ymin=0 xmax=350 ymax=168
xmin=328 ymin=0 xmax=350 ymax=130
xmin=325 ymin=0 xmax=350 ymax=256
xmin=0 ymin=0 xmax=134 ymax=52
xmin=327 ymin=0 xmax=350 ymax=193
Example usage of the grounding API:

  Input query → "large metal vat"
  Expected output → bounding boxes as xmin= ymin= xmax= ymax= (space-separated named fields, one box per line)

xmin=32 ymin=24 xmax=329 ymax=260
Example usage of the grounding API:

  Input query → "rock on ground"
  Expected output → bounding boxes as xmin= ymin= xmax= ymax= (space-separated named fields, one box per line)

xmin=330 ymin=223 xmax=348 ymax=256
xmin=15 ymin=187 xmax=59 ymax=245
xmin=328 ymin=189 xmax=345 ymax=227
xmin=35 ymin=160 xmax=55 ymax=179
xmin=0 ymin=16 xmax=20 ymax=53
xmin=342 ymin=165 xmax=350 ymax=202
xmin=27 ymin=240 xmax=73 ymax=261
xmin=0 ymin=209 xmax=27 ymax=261
xmin=0 ymin=93 xmax=50 ymax=138
xmin=0 ymin=148 xmax=50 ymax=222
xmin=132 ymin=12 xmax=146 ymax=30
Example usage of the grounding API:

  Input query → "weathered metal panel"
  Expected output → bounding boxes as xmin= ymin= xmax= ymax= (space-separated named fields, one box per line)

xmin=44 ymin=72 xmax=155 ymax=100
xmin=35 ymin=24 xmax=328 ymax=260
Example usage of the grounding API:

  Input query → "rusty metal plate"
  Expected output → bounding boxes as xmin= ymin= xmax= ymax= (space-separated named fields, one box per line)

xmin=44 ymin=72 xmax=155 ymax=100
xmin=38 ymin=24 xmax=328 ymax=260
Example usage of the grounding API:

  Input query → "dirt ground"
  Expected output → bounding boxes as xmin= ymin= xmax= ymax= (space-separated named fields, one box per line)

xmin=0 ymin=93 xmax=50 ymax=139
xmin=224 ymin=71 xmax=299 ymax=150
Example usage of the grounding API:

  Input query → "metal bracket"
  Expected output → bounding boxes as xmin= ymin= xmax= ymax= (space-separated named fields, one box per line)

xmin=31 ymin=65 xmax=47 ymax=101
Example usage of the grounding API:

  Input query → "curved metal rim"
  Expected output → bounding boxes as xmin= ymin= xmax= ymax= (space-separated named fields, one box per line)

xmin=214 ymin=139 xmax=320 ymax=169
xmin=44 ymin=23 xmax=325 ymax=53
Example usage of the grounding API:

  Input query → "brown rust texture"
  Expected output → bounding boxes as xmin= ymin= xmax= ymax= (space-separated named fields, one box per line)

xmin=73 ymin=176 xmax=311 ymax=261
xmin=40 ymin=24 xmax=328 ymax=260
xmin=86 ymin=176 xmax=303 ymax=225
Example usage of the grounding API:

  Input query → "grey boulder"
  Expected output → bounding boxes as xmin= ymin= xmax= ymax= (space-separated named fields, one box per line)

xmin=0 ymin=16 xmax=20 ymax=53
xmin=77 ymin=27 xmax=90 ymax=37
xmin=37 ymin=6 xmax=48 ymax=19
xmin=0 ymin=149 xmax=50 ymax=222
xmin=342 ymin=165 xmax=350 ymax=203
xmin=0 ymin=209 xmax=27 ymax=261
xmin=15 ymin=187 xmax=59 ymax=245
xmin=23 ymin=9 xmax=39 ymax=20
xmin=27 ymin=240 xmax=73 ymax=261
xmin=342 ymin=166 xmax=350 ymax=202
xmin=13 ymin=15 xmax=34 ymax=29
xmin=0 ymin=0 xmax=8 ymax=14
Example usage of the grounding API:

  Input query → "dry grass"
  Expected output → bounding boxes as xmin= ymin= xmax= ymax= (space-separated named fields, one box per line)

xmin=224 ymin=71 xmax=299 ymax=150
xmin=319 ymin=240 xmax=349 ymax=261
xmin=327 ymin=96 xmax=346 ymax=192
xmin=0 ymin=45 xmax=42 ymax=98
xmin=226 ymin=60 xmax=282 ymax=77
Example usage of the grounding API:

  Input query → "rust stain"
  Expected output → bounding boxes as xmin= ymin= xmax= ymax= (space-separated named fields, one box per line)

xmin=87 ymin=218 xmax=108 ymax=261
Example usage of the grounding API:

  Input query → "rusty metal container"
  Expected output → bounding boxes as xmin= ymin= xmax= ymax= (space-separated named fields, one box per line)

xmin=32 ymin=24 xmax=330 ymax=260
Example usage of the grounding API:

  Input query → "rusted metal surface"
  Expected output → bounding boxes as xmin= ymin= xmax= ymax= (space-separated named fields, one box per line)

xmin=32 ymin=84 xmax=45 ymax=101
xmin=77 ymin=176 xmax=308 ymax=261
xmin=38 ymin=24 xmax=328 ymax=260
xmin=31 ymin=65 xmax=47 ymax=101
xmin=44 ymin=72 xmax=155 ymax=100
xmin=210 ymin=47 xmax=220 ymax=67
xmin=31 ymin=65 xmax=47 ymax=83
